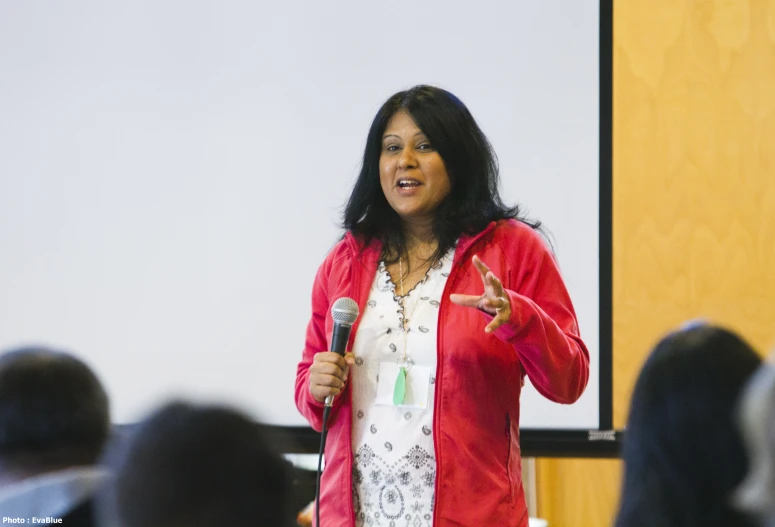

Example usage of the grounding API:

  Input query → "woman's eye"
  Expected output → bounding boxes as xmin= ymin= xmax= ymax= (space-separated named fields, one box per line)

xmin=385 ymin=144 xmax=400 ymax=152
xmin=417 ymin=143 xmax=433 ymax=151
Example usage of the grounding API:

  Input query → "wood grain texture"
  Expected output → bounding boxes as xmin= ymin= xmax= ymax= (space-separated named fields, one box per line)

xmin=535 ymin=2 xmax=775 ymax=526
xmin=612 ymin=0 xmax=775 ymax=428
xmin=535 ymin=458 xmax=621 ymax=527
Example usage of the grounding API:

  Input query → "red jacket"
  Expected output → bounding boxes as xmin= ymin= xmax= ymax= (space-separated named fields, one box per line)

xmin=295 ymin=220 xmax=589 ymax=526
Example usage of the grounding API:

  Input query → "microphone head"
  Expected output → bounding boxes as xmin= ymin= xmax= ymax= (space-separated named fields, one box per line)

xmin=331 ymin=297 xmax=359 ymax=327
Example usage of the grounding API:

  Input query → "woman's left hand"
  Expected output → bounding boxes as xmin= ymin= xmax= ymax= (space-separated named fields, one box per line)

xmin=450 ymin=255 xmax=511 ymax=333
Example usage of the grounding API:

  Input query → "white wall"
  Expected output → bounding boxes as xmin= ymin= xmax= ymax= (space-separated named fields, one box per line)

xmin=0 ymin=0 xmax=599 ymax=429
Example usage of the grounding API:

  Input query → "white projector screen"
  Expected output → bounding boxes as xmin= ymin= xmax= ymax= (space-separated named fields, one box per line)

xmin=0 ymin=0 xmax=600 ymax=430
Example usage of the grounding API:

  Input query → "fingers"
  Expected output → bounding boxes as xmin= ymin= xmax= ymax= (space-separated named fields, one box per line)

xmin=449 ymin=293 xmax=482 ymax=308
xmin=473 ymin=256 xmax=506 ymax=297
xmin=309 ymin=376 xmax=345 ymax=403
xmin=472 ymin=254 xmax=491 ymax=277
xmin=452 ymin=293 xmax=508 ymax=312
xmin=451 ymin=254 xmax=512 ymax=334
xmin=309 ymin=351 xmax=352 ymax=403
xmin=485 ymin=291 xmax=511 ymax=332
xmin=485 ymin=311 xmax=510 ymax=333
xmin=314 ymin=373 xmax=346 ymax=390
xmin=486 ymin=271 xmax=505 ymax=297
xmin=472 ymin=255 xmax=491 ymax=288
xmin=483 ymin=295 xmax=509 ymax=311
xmin=313 ymin=360 xmax=346 ymax=377
xmin=343 ymin=352 xmax=355 ymax=382
xmin=314 ymin=351 xmax=347 ymax=368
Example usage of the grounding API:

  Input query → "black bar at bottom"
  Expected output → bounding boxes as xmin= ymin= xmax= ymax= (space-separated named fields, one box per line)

xmin=259 ymin=425 xmax=623 ymax=459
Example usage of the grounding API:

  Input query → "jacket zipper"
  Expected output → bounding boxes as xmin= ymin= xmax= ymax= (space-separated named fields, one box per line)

xmin=431 ymin=270 xmax=451 ymax=527
xmin=505 ymin=412 xmax=513 ymax=501
xmin=431 ymin=224 xmax=496 ymax=527
xmin=344 ymin=239 xmax=365 ymax=527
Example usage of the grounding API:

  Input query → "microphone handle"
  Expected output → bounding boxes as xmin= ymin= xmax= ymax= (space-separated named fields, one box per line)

xmin=325 ymin=322 xmax=353 ymax=407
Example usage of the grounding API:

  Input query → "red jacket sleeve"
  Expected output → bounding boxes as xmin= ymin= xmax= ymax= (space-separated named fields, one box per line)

xmin=294 ymin=246 xmax=348 ymax=431
xmin=491 ymin=231 xmax=590 ymax=404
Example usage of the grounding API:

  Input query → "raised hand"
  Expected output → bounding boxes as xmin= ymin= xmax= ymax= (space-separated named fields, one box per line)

xmin=450 ymin=254 xmax=511 ymax=334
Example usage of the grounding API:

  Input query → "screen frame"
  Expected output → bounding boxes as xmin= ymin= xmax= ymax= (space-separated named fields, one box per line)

xmin=274 ymin=0 xmax=620 ymax=459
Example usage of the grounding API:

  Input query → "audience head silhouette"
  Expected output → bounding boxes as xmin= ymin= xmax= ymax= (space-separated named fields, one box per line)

xmin=615 ymin=323 xmax=761 ymax=527
xmin=98 ymin=400 xmax=293 ymax=527
xmin=0 ymin=346 xmax=110 ymax=522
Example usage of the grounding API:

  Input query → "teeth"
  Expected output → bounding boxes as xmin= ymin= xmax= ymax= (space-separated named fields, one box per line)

xmin=398 ymin=180 xmax=420 ymax=188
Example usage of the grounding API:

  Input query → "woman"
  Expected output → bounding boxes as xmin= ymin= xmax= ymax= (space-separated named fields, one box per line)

xmin=295 ymin=85 xmax=589 ymax=527
xmin=614 ymin=323 xmax=761 ymax=527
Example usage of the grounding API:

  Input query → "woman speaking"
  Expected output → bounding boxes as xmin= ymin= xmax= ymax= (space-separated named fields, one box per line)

xmin=295 ymin=85 xmax=589 ymax=527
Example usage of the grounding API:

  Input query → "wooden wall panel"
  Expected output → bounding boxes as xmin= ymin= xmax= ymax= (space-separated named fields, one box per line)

xmin=535 ymin=2 xmax=775 ymax=526
xmin=534 ymin=458 xmax=621 ymax=527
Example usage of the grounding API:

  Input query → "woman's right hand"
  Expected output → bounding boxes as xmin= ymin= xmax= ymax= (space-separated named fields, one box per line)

xmin=308 ymin=351 xmax=355 ymax=404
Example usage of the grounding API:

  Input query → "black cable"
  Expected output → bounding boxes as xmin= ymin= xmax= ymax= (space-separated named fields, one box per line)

xmin=315 ymin=405 xmax=332 ymax=527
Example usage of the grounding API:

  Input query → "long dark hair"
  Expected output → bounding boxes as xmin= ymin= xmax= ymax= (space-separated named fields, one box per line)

xmin=615 ymin=324 xmax=761 ymax=527
xmin=343 ymin=85 xmax=538 ymax=264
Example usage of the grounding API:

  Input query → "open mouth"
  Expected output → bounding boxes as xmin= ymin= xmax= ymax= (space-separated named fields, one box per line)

xmin=397 ymin=178 xmax=422 ymax=189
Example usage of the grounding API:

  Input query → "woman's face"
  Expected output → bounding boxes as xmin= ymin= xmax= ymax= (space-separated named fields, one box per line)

xmin=379 ymin=111 xmax=451 ymax=227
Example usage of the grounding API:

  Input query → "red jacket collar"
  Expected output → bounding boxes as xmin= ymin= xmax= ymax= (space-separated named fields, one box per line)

xmin=342 ymin=220 xmax=500 ymax=262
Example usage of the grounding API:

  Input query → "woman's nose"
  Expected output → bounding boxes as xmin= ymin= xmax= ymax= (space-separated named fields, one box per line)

xmin=398 ymin=147 xmax=417 ymax=169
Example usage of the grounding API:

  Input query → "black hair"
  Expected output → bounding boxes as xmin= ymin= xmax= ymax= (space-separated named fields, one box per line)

xmin=0 ymin=346 xmax=110 ymax=469
xmin=99 ymin=401 xmax=293 ymax=527
xmin=615 ymin=324 xmax=761 ymax=527
xmin=343 ymin=85 xmax=538 ymax=265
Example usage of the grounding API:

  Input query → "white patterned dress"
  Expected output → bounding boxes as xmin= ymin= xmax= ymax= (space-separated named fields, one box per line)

xmin=350 ymin=250 xmax=454 ymax=527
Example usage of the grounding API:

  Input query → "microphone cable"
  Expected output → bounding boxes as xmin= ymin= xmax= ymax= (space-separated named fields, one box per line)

xmin=313 ymin=297 xmax=359 ymax=527
xmin=315 ymin=405 xmax=332 ymax=527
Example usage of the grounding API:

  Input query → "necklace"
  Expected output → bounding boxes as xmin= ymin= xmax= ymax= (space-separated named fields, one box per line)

xmin=398 ymin=256 xmax=425 ymax=327
xmin=394 ymin=255 xmax=425 ymax=406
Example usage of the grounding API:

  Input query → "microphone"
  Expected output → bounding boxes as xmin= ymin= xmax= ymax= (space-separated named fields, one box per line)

xmin=325 ymin=297 xmax=360 ymax=407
